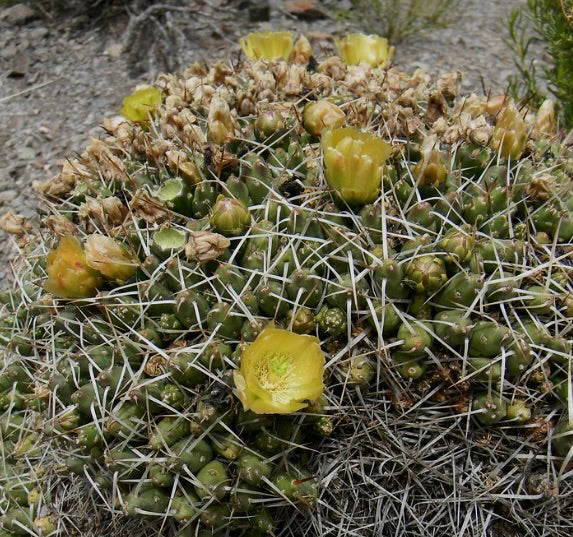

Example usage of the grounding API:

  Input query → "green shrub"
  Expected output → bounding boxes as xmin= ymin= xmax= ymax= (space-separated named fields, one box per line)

xmin=507 ymin=0 xmax=573 ymax=127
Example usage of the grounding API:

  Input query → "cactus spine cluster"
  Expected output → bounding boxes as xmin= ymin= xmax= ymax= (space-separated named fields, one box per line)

xmin=0 ymin=32 xmax=572 ymax=537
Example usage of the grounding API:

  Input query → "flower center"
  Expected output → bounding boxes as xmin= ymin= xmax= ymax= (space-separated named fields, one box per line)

xmin=254 ymin=353 xmax=296 ymax=403
xmin=269 ymin=353 xmax=291 ymax=376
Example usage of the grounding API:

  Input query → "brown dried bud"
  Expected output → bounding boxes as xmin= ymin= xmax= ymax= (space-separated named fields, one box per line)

xmin=436 ymin=71 xmax=461 ymax=100
xmin=0 ymin=211 xmax=32 ymax=236
xmin=33 ymin=159 xmax=86 ymax=198
xmin=103 ymin=115 xmax=134 ymax=139
xmin=303 ymin=99 xmax=346 ymax=136
xmin=166 ymin=149 xmax=201 ymax=187
xmin=103 ymin=197 xmax=129 ymax=224
xmin=78 ymin=196 xmax=128 ymax=231
xmin=184 ymin=230 xmax=230 ymax=263
xmin=236 ymin=90 xmax=256 ymax=116
xmin=130 ymin=188 xmax=170 ymax=224
xmin=84 ymin=139 xmax=127 ymax=183
xmin=292 ymin=35 xmax=313 ymax=64
xmin=317 ymin=56 xmax=347 ymax=81
xmin=426 ymin=91 xmax=447 ymax=123
xmin=212 ymin=60 xmax=234 ymax=85
xmin=84 ymin=234 xmax=137 ymax=283
xmin=145 ymin=354 xmax=167 ymax=377
xmin=43 ymin=214 xmax=77 ymax=237
xmin=526 ymin=175 xmax=554 ymax=202
xmin=490 ymin=103 xmax=527 ymax=160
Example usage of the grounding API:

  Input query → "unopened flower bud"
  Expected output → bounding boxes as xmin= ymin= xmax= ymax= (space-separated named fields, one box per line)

xmin=210 ymin=195 xmax=251 ymax=236
xmin=440 ymin=227 xmax=475 ymax=264
xmin=303 ymin=100 xmax=346 ymax=136
xmin=491 ymin=104 xmax=527 ymax=160
xmin=208 ymin=98 xmax=234 ymax=144
xmin=405 ymin=255 xmax=447 ymax=295
xmin=535 ymin=99 xmax=556 ymax=135
xmin=34 ymin=516 xmax=56 ymax=535
xmin=27 ymin=489 xmax=41 ymax=505
xmin=255 ymin=110 xmax=284 ymax=138
xmin=413 ymin=136 xmax=447 ymax=187
xmin=506 ymin=399 xmax=531 ymax=423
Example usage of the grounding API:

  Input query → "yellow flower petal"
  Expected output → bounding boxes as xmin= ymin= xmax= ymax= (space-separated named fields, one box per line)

xmin=240 ymin=32 xmax=294 ymax=61
xmin=45 ymin=236 xmax=103 ymax=299
xmin=335 ymin=33 xmax=395 ymax=68
xmin=322 ymin=127 xmax=392 ymax=206
xmin=249 ymin=397 xmax=307 ymax=415
xmin=234 ymin=324 xmax=325 ymax=415
xmin=119 ymin=86 xmax=162 ymax=123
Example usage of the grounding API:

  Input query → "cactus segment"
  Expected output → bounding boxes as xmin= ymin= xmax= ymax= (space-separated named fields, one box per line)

xmin=473 ymin=393 xmax=507 ymax=425
xmin=149 ymin=417 xmax=190 ymax=450
xmin=237 ymin=453 xmax=273 ymax=487
xmin=194 ymin=460 xmax=230 ymax=501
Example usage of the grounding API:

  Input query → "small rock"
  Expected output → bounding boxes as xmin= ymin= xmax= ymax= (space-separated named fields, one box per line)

xmin=0 ymin=3 xmax=39 ymax=25
xmin=284 ymin=0 xmax=327 ymax=20
xmin=16 ymin=146 xmax=36 ymax=161
xmin=0 ymin=45 xmax=18 ymax=60
xmin=248 ymin=0 xmax=270 ymax=22
xmin=0 ymin=190 xmax=18 ymax=203
xmin=28 ymin=27 xmax=48 ymax=41
xmin=7 ymin=50 xmax=30 ymax=77
xmin=104 ymin=43 xmax=123 ymax=60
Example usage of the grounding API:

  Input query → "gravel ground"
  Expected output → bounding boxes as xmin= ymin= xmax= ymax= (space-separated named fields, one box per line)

xmin=0 ymin=0 xmax=537 ymax=284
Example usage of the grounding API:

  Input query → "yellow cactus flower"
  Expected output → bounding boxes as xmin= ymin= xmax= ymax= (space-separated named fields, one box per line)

xmin=84 ymin=234 xmax=137 ymax=283
xmin=45 ymin=236 xmax=103 ymax=298
xmin=233 ymin=324 xmax=325 ymax=414
xmin=303 ymin=99 xmax=346 ymax=136
xmin=335 ymin=33 xmax=395 ymax=68
xmin=490 ymin=104 xmax=527 ymax=160
xmin=322 ymin=127 xmax=392 ymax=206
xmin=119 ymin=86 xmax=162 ymax=123
xmin=240 ymin=31 xmax=294 ymax=61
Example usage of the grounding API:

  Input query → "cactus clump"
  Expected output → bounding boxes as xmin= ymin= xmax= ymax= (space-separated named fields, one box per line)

xmin=0 ymin=32 xmax=573 ymax=537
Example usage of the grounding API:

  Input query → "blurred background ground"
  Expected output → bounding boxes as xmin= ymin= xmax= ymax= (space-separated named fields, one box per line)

xmin=0 ymin=0 xmax=539 ymax=281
